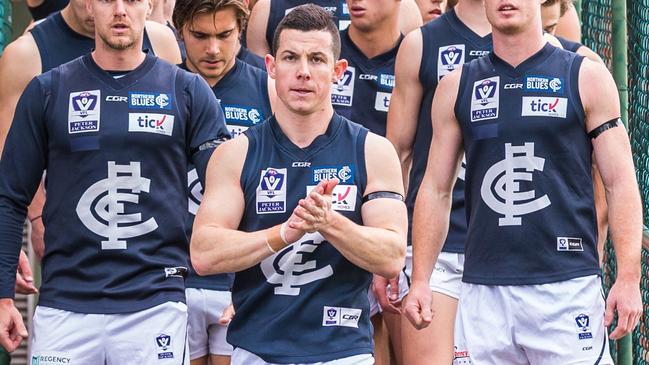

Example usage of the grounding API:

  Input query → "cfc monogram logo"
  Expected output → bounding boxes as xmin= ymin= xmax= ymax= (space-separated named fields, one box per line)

xmin=76 ymin=161 xmax=158 ymax=249
xmin=480 ymin=143 xmax=551 ymax=226
xmin=261 ymin=232 xmax=333 ymax=295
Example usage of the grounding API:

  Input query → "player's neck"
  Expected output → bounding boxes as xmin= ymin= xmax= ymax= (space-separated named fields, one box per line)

xmin=91 ymin=42 xmax=147 ymax=71
xmin=61 ymin=6 xmax=94 ymax=38
xmin=454 ymin=0 xmax=491 ymax=37
xmin=492 ymin=28 xmax=546 ymax=67
xmin=274 ymin=103 xmax=335 ymax=148
xmin=347 ymin=22 xmax=400 ymax=59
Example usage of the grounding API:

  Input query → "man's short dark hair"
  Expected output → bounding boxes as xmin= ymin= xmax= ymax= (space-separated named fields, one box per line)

xmin=271 ymin=4 xmax=341 ymax=60
xmin=173 ymin=0 xmax=250 ymax=35
xmin=542 ymin=0 xmax=571 ymax=17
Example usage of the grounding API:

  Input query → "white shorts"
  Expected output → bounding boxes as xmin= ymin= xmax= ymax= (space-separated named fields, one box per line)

xmin=404 ymin=248 xmax=464 ymax=299
xmin=186 ymin=288 xmax=234 ymax=359
xmin=30 ymin=301 xmax=189 ymax=365
xmin=368 ymin=270 xmax=409 ymax=316
xmin=454 ymin=275 xmax=613 ymax=365
xmin=231 ymin=348 xmax=374 ymax=365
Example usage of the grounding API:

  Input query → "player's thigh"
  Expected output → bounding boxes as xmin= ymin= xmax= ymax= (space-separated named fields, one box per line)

xmin=210 ymin=354 xmax=232 ymax=365
xmin=191 ymin=355 xmax=209 ymax=365
xmin=205 ymin=289 xmax=234 ymax=356
xmin=515 ymin=275 xmax=614 ymax=365
xmin=401 ymin=292 xmax=458 ymax=365
xmin=30 ymin=306 xmax=105 ymax=365
xmin=381 ymin=311 xmax=402 ymax=365
xmin=371 ymin=313 xmax=391 ymax=365
xmin=105 ymin=301 xmax=190 ymax=365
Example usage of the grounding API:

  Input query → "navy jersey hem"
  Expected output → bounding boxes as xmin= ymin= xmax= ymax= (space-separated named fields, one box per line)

xmin=235 ymin=345 xmax=373 ymax=364
xmin=462 ymin=268 xmax=602 ymax=286
xmin=37 ymin=292 xmax=186 ymax=314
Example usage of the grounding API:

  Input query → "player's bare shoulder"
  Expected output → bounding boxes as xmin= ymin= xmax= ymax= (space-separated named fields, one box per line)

xmin=144 ymin=20 xmax=182 ymax=64
xmin=0 ymin=33 xmax=42 ymax=77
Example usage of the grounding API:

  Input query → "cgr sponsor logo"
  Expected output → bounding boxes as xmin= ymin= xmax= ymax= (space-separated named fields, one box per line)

xmin=469 ymin=50 xmax=490 ymax=57
xmin=105 ymin=95 xmax=128 ymax=102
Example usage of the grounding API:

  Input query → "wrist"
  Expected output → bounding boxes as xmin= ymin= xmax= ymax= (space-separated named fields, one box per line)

xmin=0 ymin=298 xmax=15 ymax=307
xmin=264 ymin=223 xmax=289 ymax=253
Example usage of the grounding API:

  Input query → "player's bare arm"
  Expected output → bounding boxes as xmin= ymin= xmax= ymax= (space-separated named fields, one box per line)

xmin=246 ymin=0 xmax=271 ymax=57
xmin=293 ymin=133 xmax=407 ymax=279
xmin=579 ymin=58 xmax=643 ymax=340
xmin=145 ymin=19 xmax=182 ymax=64
xmin=403 ymin=67 xmax=463 ymax=329
xmin=0 ymin=35 xmax=41 ymax=155
xmin=385 ymin=29 xmax=423 ymax=191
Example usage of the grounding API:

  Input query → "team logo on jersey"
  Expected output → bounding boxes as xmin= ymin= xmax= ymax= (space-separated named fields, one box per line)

xmin=332 ymin=66 xmax=355 ymax=106
xmin=256 ymin=168 xmax=287 ymax=214
xmin=557 ymin=237 xmax=584 ymax=251
xmin=76 ymin=161 xmax=158 ymax=250
xmin=68 ymin=90 xmax=101 ymax=134
xmin=129 ymin=92 xmax=172 ymax=110
xmin=155 ymin=333 xmax=174 ymax=359
xmin=480 ymin=143 xmax=551 ymax=226
xmin=342 ymin=2 xmax=349 ymax=14
xmin=379 ymin=74 xmax=395 ymax=88
xmin=322 ymin=306 xmax=362 ymax=328
xmin=524 ymin=75 xmax=564 ymax=94
xmin=31 ymin=353 xmax=72 ymax=365
xmin=438 ymin=44 xmax=465 ymax=80
xmin=223 ymin=105 xmax=263 ymax=124
xmin=575 ymin=314 xmax=593 ymax=340
xmin=521 ymin=97 xmax=568 ymax=118
xmin=128 ymin=113 xmax=175 ymax=136
xmin=187 ymin=168 xmax=202 ymax=215
xmin=261 ymin=232 xmax=334 ymax=295
xmin=374 ymin=91 xmax=392 ymax=112
xmin=458 ymin=155 xmax=467 ymax=181
xmin=312 ymin=165 xmax=354 ymax=184
xmin=470 ymin=77 xmax=500 ymax=122
xmin=306 ymin=185 xmax=358 ymax=211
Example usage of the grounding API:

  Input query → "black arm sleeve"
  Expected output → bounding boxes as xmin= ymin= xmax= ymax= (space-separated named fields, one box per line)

xmin=186 ymin=74 xmax=231 ymax=186
xmin=0 ymin=77 xmax=49 ymax=298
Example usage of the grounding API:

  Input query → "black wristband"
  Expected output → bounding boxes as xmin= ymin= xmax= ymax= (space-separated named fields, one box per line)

xmin=362 ymin=191 xmax=404 ymax=203
xmin=588 ymin=118 xmax=620 ymax=139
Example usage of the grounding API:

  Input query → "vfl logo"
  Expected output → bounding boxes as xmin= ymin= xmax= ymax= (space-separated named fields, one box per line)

xmin=76 ymin=161 xmax=158 ymax=250
xmin=187 ymin=168 xmax=203 ymax=215
xmin=475 ymin=80 xmax=497 ymax=105
xmin=155 ymin=333 xmax=174 ymax=359
xmin=438 ymin=45 xmax=465 ymax=80
xmin=72 ymin=92 xmax=98 ymax=116
xmin=336 ymin=69 xmax=354 ymax=92
xmin=332 ymin=67 xmax=355 ymax=106
xmin=260 ymin=232 xmax=333 ymax=295
xmin=261 ymin=169 xmax=283 ymax=197
xmin=480 ymin=143 xmax=551 ymax=226
xmin=575 ymin=313 xmax=593 ymax=340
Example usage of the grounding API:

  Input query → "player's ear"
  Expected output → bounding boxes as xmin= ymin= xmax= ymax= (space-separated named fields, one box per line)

xmin=146 ymin=0 xmax=153 ymax=17
xmin=85 ymin=0 xmax=94 ymax=18
xmin=266 ymin=54 xmax=276 ymax=79
xmin=333 ymin=58 xmax=348 ymax=83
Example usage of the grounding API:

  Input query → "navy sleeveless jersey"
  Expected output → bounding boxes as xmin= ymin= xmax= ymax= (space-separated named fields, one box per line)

xmin=31 ymin=12 xmax=154 ymax=73
xmin=331 ymin=29 xmax=400 ymax=136
xmin=454 ymin=44 xmax=600 ymax=285
xmin=265 ymin=0 xmax=350 ymax=48
xmin=0 ymin=53 xmax=230 ymax=310
xmin=237 ymin=46 xmax=266 ymax=70
xmin=182 ymin=59 xmax=271 ymax=291
xmin=406 ymin=9 xmax=491 ymax=253
xmin=557 ymin=35 xmax=582 ymax=53
xmin=227 ymin=114 xmax=373 ymax=363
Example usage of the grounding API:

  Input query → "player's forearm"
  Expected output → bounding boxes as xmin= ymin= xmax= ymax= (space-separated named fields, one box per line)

xmin=320 ymin=211 xmax=406 ymax=278
xmin=410 ymin=185 xmax=452 ymax=284
xmin=606 ymin=180 xmax=643 ymax=281
xmin=190 ymin=226 xmax=274 ymax=275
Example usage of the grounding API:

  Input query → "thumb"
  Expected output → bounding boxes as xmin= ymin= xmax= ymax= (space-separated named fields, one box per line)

xmin=604 ymin=294 xmax=616 ymax=327
xmin=324 ymin=178 xmax=339 ymax=196
xmin=421 ymin=295 xmax=433 ymax=323
xmin=18 ymin=251 xmax=34 ymax=281
xmin=14 ymin=312 xmax=28 ymax=338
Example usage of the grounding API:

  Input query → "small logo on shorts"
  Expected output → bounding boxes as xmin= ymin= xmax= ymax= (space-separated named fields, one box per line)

xmin=155 ymin=333 xmax=174 ymax=359
xmin=557 ymin=237 xmax=584 ymax=251
xmin=31 ymin=353 xmax=71 ymax=365
xmin=575 ymin=314 xmax=593 ymax=340
xmin=453 ymin=346 xmax=471 ymax=364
